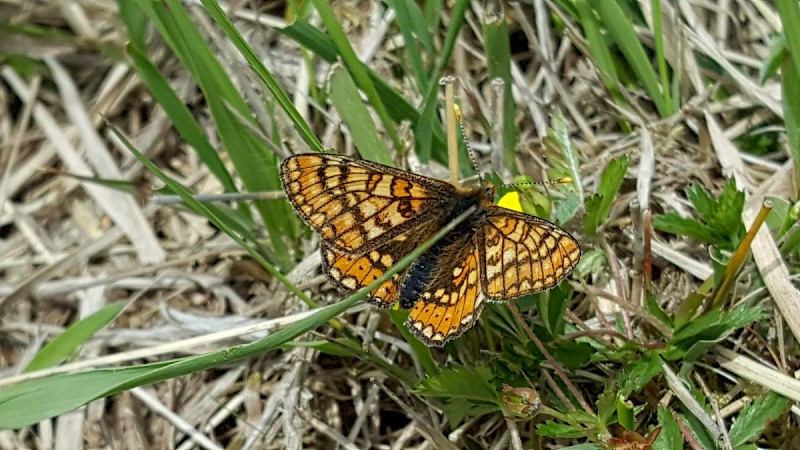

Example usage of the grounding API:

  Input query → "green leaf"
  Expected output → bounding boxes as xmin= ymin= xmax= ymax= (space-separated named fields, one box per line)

xmin=728 ymin=392 xmax=788 ymax=447
xmin=695 ymin=181 xmax=745 ymax=242
xmin=312 ymin=0 xmax=404 ymax=157
xmin=678 ymin=413 xmax=716 ymax=450
xmin=618 ymin=353 xmax=662 ymax=397
xmin=414 ymin=0 xmax=469 ymax=162
xmin=780 ymin=43 xmax=800 ymax=185
xmin=134 ymin=0 xmax=295 ymax=269
xmin=584 ymin=155 xmax=629 ymax=236
xmin=644 ymin=292 xmax=673 ymax=329
xmin=685 ymin=184 xmax=716 ymax=219
xmin=118 ymin=1 xmax=148 ymax=51
xmin=592 ymin=1 xmax=670 ymax=117
xmin=414 ymin=365 xmax=497 ymax=402
xmin=25 ymin=302 xmax=126 ymax=372
xmin=573 ymin=0 xmax=622 ymax=101
xmin=655 ymin=181 xmax=745 ymax=248
xmin=760 ymin=33 xmax=786 ymax=84
xmin=555 ymin=191 xmax=582 ymax=226
xmin=545 ymin=113 xmax=584 ymax=223
xmin=554 ymin=341 xmax=593 ymax=371
xmin=575 ymin=248 xmax=605 ymax=278
xmin=537 ymin=283 xmax=570 ymax=335
xmin=126 ymin=43 xmax=237 ymax=193
xmin=277 ymin=19 xmax=450 ymax=165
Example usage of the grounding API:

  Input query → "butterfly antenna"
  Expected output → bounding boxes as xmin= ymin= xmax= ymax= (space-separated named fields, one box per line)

xmin=504 ymin=177 xmax=573 ymax=187
xmin=454 ymin=104 xmax=483 ymax=183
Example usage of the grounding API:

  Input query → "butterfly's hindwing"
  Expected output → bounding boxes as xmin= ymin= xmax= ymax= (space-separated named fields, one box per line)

xmin=321 ymin=224 xmax=436 ymax=307
xmin=404 ymin=230 xmax=485 ymax=346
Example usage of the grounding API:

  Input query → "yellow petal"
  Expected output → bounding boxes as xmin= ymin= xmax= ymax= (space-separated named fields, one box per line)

xmin=498 ymin=191 xmax=523 ymax=212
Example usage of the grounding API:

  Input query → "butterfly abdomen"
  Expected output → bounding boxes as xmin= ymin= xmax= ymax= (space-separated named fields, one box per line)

xmin=399 ymin=192 xmax=485 ymax=309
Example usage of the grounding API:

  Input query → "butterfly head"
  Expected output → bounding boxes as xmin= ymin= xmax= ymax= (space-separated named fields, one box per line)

xmin=478 ymin=183 xmax=497 ymax=207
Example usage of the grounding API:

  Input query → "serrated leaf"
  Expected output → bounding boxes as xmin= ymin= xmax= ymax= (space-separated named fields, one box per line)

xmin=555 ymin=191 xmax=582 ymax=225
xmin=597 ymin=389 xmax=618 ymax=429
xmin=414 ymin=365 xmax=498 ymax=403
xmin=728 ymin=392 xmax=788 ymax=447
xmin=440 ymin=397 xmax=498 ymax=427
xmin=652 ymin=213 xmax=721 ymax=245
xmin=703 ymin=180 xmax=745 ymax=241
xmin=667 ymin=307 xmax=762 ymax=361
xmin=685 ymin=184 xmax=716 ymax=220
xmin=536 ymin=420 xmax=586 ymax=438
xmin=652 ymin=405 xmax=682 ymax=450
xmin=583 ymin=155 xmax=629 ymax=236
xmin=414 ymin=365 xmax=501 ymax=426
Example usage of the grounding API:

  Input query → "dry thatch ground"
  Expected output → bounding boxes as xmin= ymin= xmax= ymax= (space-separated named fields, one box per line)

xmin=1 ymin=0 xmax=799 ymax=449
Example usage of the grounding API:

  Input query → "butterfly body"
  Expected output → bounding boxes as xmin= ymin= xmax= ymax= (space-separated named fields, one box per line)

xmin=280 ymin=153 xmax=581 ymax=346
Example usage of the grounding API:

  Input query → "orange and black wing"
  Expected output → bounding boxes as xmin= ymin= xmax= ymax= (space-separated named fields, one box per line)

xmin=280 ymin=153 xmax=453 ymax=255
xmin=321 ymin=230 xmax=432 ymax=307
xmin=479 ymin=207 xmax=581 ymax=301
xmin=405 ymin=233 xmax=485 ymax=346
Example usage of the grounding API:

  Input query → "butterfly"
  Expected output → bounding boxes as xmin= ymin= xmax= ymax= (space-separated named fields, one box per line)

xmin=280 ymin=153 xmax=581 ymax=346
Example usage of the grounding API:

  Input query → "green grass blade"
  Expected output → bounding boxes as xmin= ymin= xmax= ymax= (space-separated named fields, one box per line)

xmin=278 ymin=19 xmax=450 ymax=164
xmin=117 ymin=1 xmax=147 ymax=51
xmin=126 ymin=43 xmax=237 ymax=192
xmin=24 ymin=302 xmax=127 ymax=373
xmin=584 ymin=155 xmax=629 ymax=236
xmin=650 ymin=0 xmax=674 ymax=113
xmin=199 ymin=0 xmax=323 ymax=154
xmin=138 ymin=0 xmax=294 ymax=269
xmin=415 ymin=0 xmax=469 ymax=163
xmin=312 ymin=0 xmax=402 ymax=155
xmin=386 ymin=0 xmax=431 ymax=91
xmin=574 ymin=0 xmax=622 ymax=101
xmin=329 ymin=68 xmax=393 ymax=165
xmin=779 ymin=40 xmax=800 ymax=185
xmin=483 ymin=13 xmax=518 ymax=173
xmin=593 ymin=1 xmax=670 ymax=117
